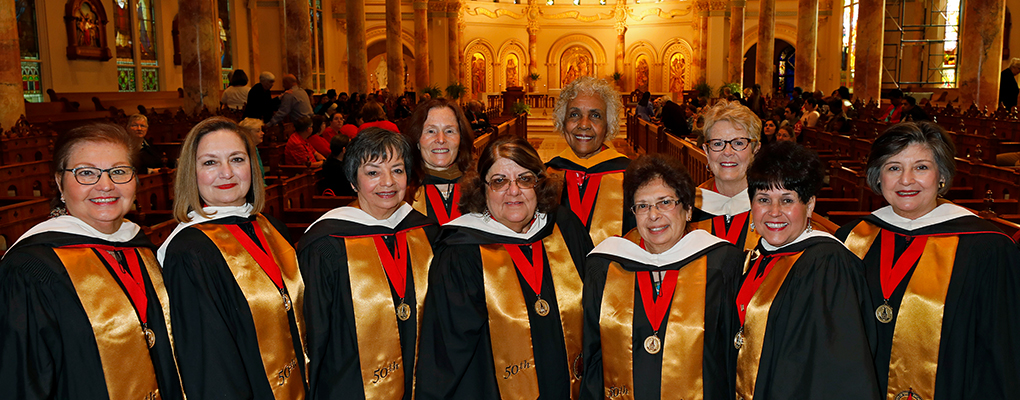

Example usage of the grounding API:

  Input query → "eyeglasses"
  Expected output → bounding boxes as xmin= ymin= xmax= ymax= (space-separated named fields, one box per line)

xmin=631 ymin=199 xmax=682 ymax=215
xmin=705 ymin=137 xmax=754 ymax=152
xmin=486 ymin=173 xmax=539 ymax=192
xmin=62 ymin=166 xmax=136 ymax=185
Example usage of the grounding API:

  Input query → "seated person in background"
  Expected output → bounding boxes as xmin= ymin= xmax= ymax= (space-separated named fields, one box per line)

xmin=395 ymin=95 xmax=413 ymax=119
xmin=314 ymin=89 xmax=337 ymax=115
xmin=776 ymin=124 xmax=795 ymax=143
xmin=903 ymin=95 xmax=930 ymax=122
xmin=307 ymin=115 xmax=331 ymax=157
xmin=358 ymin=101 xmax=400 ymax=133
xmin=285 ymin=116 xmax=325 ymax=168
xmin=659 ymin=95 xmax=691 ymax=137
xmin=243 ymin=71 xmax=278 ymax=122
xmin=220 ymin=69 xmax=250 ymax=110
xmin=128 ymin=114 xmax=173 ymax=173
xmin=635 ymin=91 xmax=654 ymax=122
xmin=881 ymin=89 xmax=905 ymax=123
xmin=316 ymin=135 xmax=355 ymax=196
xmin=464 ymin=101 xmax=491 ymax=132
xmin=238 ymin=118 xmax=267 ymax=178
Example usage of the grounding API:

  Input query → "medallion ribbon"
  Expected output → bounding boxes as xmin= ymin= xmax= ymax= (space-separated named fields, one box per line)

xmin=424 ymin=183 xmax=461 ymax=225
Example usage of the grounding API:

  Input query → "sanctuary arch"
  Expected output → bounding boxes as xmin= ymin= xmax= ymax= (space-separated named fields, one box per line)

xmin=497 ymin=39 xmax=529 ymax=90
xmin=546 ymin=34 xmax=607 ymax=90
xmin=464 ymin=38 xmax=497 ymax=93
xmin=659 ymin=38 xmax=694 ymax=93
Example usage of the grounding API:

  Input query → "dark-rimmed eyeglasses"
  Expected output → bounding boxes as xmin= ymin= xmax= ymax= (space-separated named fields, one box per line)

xmin=62 ymin=166 xmax=136 ymax=185
xmin=705 ymin=137 xmax=754 ymax=152
xmin=631 ymin=199 xmax=682 ymax=215
xmin=486 ymin=173 xmax=538 ymax=192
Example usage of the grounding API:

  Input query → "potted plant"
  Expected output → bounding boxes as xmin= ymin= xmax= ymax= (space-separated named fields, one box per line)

xmin=420 ymin=85 xmax=442 ymax=100
xmin=512 ymin=101 xmax=532 ymax=116
xmin=445 ymin=83 xmax=467 ymax=101
xmin=527 ymin=73 xmax=541 ymax=92
xmin=611 ymin=72 xmax=623 ymax=89
xmin=718 ymin=82 xmax=741 ymax=99
xmin=694 ymin=81 xmax=713 ymax=100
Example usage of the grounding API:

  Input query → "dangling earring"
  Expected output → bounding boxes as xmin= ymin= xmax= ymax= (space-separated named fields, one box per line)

xmin=749 ymin=222 xmax=755 ymax=232
xmin=806 ymin=222 xmax=813 ymax=233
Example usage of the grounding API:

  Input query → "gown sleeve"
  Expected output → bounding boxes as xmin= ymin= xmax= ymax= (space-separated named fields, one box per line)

xmin=579 ymin=256 xmax=610 ymax=400
xmin=414 ymin=244 xmax=501 ymax=400
xmin=0 ymin=251 xmax=64 ymax=400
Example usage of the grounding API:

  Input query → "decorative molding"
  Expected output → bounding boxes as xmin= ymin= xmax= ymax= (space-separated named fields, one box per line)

xmin=659 ymin=38 xmax=694 ymax=91
xmin=464 ymin=38 xmax=497 ymax=92
xmin=365 ymin=26 xmax=417 ymax=56
xmin=742 ymin=22 xmax=797 ymax=53
xmin=497 ymin=39 xmax=530 ymax=89
xmin=540 ymin=8 xmax=615 ymax=22
xmin=626 ymin=40 xmax=658 ymax=65
xmin=709 ymin=0 xmax=728 ymax=11
xmin=546 ymin=33 xmax=609 ymax=88
xmin=627 ymin=6 xmax=695 ymax=20
xmin=465 ymin=6 xmax=525 ymax=19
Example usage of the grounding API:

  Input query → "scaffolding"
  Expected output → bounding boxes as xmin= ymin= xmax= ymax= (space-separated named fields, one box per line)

xmin=882 ymin=0 xmax=962 ymax=88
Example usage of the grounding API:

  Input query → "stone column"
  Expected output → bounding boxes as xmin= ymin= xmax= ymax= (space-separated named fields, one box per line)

xmin=614 ymin=0 xmax=627 ymax=88
xmin=413 ymin=0 xmax=430 ymax=90
xmin=447 ymin=0 xmax=461 ymax=84
xmin=179 ymin=0 xmax=222 ymax=114
xmin=756 ymin=0 xmax=775 ymax=95
xmin=0 ymin=0 xmax=25 ymax=130
xmin=347 ymin=0 xmax=368 ymax=94
xmin=386 ymin=0 xmax=405 ymax=97
xmin=526 ymin=0 xmax=539 ymax=89
xmin=728 ymin=0 xmax=745 ymax=85
xmin=247 ymin=0 xmax=261 ymax=78
xmin=958 ymin=0 xmax=1005 ymax=108
xmin=285 ymin=0 xmax=313 ymax=88
xmin=794 ymin=0 xmax=818 ymax=92
xmin=852 ymin=0 xmax=882 ymax=102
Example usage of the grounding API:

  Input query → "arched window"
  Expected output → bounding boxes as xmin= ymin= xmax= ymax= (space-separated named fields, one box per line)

xmin=218 ymin=0 xmax=234 ymax=88
xmin=16 ymin=0 xmax=43 ymax=102
xmin=841 ymin=0 xmax=859 ymax=88
xmin=115 ymin=0 xmax=159 ymax=92
xmin=777 ymin=46 xmax=795 ymax=94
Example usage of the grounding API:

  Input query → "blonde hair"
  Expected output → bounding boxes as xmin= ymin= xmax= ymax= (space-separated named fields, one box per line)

xmin=553 ymin=76 xmax=623 ymax=140
xmin=173 ymin=117 xmax=265 ymax=222
xmin=1010 ymin=58 xmax=1020 ymax=69
xmin=701 ymin=100 xmax=762 ymax=144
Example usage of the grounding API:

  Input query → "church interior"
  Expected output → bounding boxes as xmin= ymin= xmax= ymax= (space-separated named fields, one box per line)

xmin=2 ymin=0 xmax=1020 ymax=250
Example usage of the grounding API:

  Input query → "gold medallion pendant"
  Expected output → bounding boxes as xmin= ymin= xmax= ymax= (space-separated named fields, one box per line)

xmin=397 ymin=302 xmax=412 ymax=321
xmin=644 ymin=335 xmax=662 ymax=354
xmin=282 ymin=291 xmax=293 ymax=312
xmin=535 ymin=298 xmax=550 ymax=316
xmin=875 ymin=303 xmax=894 ymax=324
xmin=894 ymin=390 xmax=923 ymax=400
xmin=144 ymin=327 xmax=156 ymax=348
xmin=733 ymin=328 xmax=744 ymax=350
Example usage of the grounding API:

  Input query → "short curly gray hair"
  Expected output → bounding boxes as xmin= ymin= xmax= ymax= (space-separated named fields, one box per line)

xmin=553 ymin=76 xmax=623 ymax=141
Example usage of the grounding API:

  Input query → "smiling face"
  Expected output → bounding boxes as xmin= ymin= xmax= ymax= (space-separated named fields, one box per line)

xmin=419 ymin=107 xmax=462 ymax=171
xmin=879 ymin=143 xmax=941 ymax=220
xmin=128 ymin=118 xmax=148 ymax=138
xmin=485 ymin=157 xmax=539 ymax=233
xmin=196 ymin=130 xmax=252 ymax=207
xmin=633 ymin=178 xmax=690 ymax=254
xmin=562 ymin=93 xmax=609 ymax=159
xmin=703 ymin=120 xmax=757 ymax=189
xmin=355 ymin=152 xmax=407 ymax=220
xmin=751 ymin=187 xmax=815 ymax=247
xmin=57 ymin=141 xmax=137 ymax=234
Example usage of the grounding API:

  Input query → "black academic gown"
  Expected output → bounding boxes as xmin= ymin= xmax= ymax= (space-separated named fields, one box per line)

xmin=546 ymin=151 xmax=635 ymax=245
xmin=1001 ymin=68 xmax=1019 ymax=109
xmin=835 ymin=211 xmax=1020 ymax=398
xmin=737 ymin=234 xmax=881 ymax=400
xmin=162 ymin=214 xmax=305 ymax=399
xmin=415 ymin=207 xmax=594 ymax=400
xmin=411 ymin=174 xmax=462 ymax=225
xmin=0 ymin=229 xmax=183 ymax=400
xmin=296 ymin=207 xmax=438 ymax=400
xmin=581 ymin=233 xmax=743 ymax=400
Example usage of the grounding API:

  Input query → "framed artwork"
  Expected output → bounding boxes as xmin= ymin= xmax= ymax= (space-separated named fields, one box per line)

xmin=64 ymin=0 xmax=112 ymax=60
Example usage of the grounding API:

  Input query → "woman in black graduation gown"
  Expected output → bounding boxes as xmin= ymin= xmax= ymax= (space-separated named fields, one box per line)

xmin=581 ymin=154 xmax=743 ymax=400
xmin=159 ymin=117 xmax=307 ymax=399
xmin=834 ymin=122 xmax=1020 ymax=399
xmin=416 ymin=135 xmax=594 ymax=400
xmin=297 ymin=127 xmax=438 ymax=400
xmin=735 ymin=141 xmax=880 ymax=400
xmin=407 ymin=98 xmax=475 ymax=225
xmin=0 ymin=124 xmax=183 ymax=400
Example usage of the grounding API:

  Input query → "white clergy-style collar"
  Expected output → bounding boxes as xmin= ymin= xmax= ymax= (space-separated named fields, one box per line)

xmin=157 ymin=204 xmax=254 ymax=264
xmin=305 ymin=203 xmax=414 ymax=232
xmin=700 ymin=187 xmax=751 ymax=217
xmin=760 ymin=228 xmax=844 ymax=252
xmin=12 ymin=215 xmax=141 ymax=250
xmin=446 ymin=211 xmax=549 ymax=242
xmin=871 ymin=202 xmax=973 ymax=232
xmin=589 ymin=229 xmax=728 ymax=267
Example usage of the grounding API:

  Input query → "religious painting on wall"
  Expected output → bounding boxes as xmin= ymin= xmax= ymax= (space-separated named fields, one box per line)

xmin=669 ymin=53 xmax=685 ymax=93
xmin=472 ymin=53 xmax=486 ymax=93
xmin=635 ymin=56 xmax=650 ymax=93
xmin=505 ymin=54 xmax=520 ymax=88
xmin=64 ymin=0 xmax=113 ymax=60
xmin=560 ymin=46 xmax=593 ymax=88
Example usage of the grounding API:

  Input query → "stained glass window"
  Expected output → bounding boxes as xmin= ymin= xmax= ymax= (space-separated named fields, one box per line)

xmin=940 ymin=0 xmax=961 ymax=87
xmin=219 ymin=0 xmax=233 ymax=70
xmin=114 ymin=0 xmax=134 ymax=62
xmin=141 ymin=68 xmax=159 ymax=91
xmin=119 ymin=67 xmax=137 ymax=92
xmin=16 ymin=0 xmax=43 ymax=102
xmin=777 ymin=47 xmax=795 ymax=94
xmin=138 ymin=0 xmax=156 ymax=63
xmin=841 ymin=0 xmax=859 ymax=88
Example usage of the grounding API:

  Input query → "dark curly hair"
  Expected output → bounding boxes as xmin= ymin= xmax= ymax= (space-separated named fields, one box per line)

xmin=623 ymin=154 xmax=696 ymax=213
xmin=746 ymin=141 xmax=824 ymax=203
xmin=343 ymin=127 xmax=414 ymax=191
xmin=459 ymin=135 xmax=561 ymax=215
xmin=406 ymin=98 xmax=475 ymax=174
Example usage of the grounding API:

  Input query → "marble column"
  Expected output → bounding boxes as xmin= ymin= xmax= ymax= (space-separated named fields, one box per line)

xmin=179 ymin=0 xmax=221 ymax=114
xmin=413 ymin=0 xmax=430 ymax=90
xmin=0 ymin=0 xmax=25 ymax=130
xmin=756 ymin=0 xmax=775 ymax=95
xmin=285 ymin=0 xmax=313 ymax=88
xmin=386 ymin=0 xmax=405 ymax=97
xmin=794 ymin=0 xmax=818 ymax=92
xmin=852 ymin=0 xmax=882 ymax=102
xmin=728 ymin=0 xmax=745 ymax=85
xmin=448 ymin=0 xmax=461 ymax=84
xmin=347 ymin=0 xmax=368 ymax=94
xmin=247 ymin=0 xmax=261 ymax=79
xmin=526 ymin=0 xmax=539 ymax=89
xmin=958 ymin=0 xmax=1005 ymax=108
xmin=614 ymin=0 xmax=627 ymax=88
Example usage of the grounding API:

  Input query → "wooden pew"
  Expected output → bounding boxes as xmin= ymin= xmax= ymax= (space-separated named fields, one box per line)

xmin=134 ymin=170 xmax=174 ymax=212
xmin=0 ymin=125 xmax=56 ymax=165
xmin=0 ymin=197 xmax=51 ymax=253
xmin=0 ymin=160 xmax=53 ymax=198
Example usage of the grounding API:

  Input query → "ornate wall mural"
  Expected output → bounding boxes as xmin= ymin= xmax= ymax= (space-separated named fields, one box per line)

xmin=669 ymin=53 xmax=685 ymax=93
xmin=635 ymin=56 xmax=649 ymax=92
xmin=471 ymin=53 xmax=486 ymax=94
xmin=560 ymin=46 xmax=593 ymax=87
xmin=506 ymin=53 xmax=520 ymax=88
xmin=64 ymin=0 xmax=112 ymax=60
